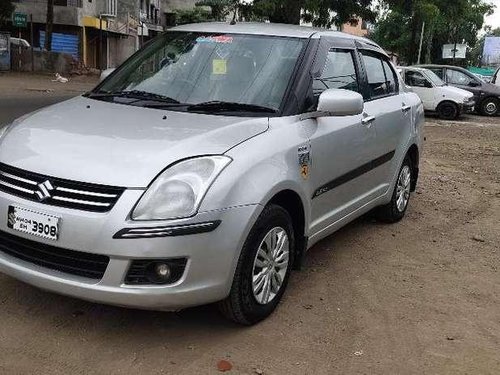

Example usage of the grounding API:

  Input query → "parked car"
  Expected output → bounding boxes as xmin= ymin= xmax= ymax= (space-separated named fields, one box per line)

xmin=418 ymin=64 xmax=500 ymax=116
xmin=490 ymin=66 xmax=500 ymax=87
xmin=398 ymin=66 xmax=474 ymax=120
xmin=0 ymin=22 xmax=424 ymax=325
xmin=9 ymin=37 xmax=30 ymax=49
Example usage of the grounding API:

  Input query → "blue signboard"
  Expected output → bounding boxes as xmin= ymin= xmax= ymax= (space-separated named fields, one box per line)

xmin=0 ymin=33 xmax=10 ymax=71
xmin=482 ymin=36 xmax=500 ymax=65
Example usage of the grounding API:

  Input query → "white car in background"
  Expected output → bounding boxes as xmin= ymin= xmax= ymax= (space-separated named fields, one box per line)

xmin=399 ymin=66 xmax=474 ymax=120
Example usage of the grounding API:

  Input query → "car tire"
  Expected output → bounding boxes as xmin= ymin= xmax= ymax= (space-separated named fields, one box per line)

xmin=376 ymin=156 xmax=413 ymax=223
xmin=480 ymin=97 xmax=499 ymax=116
xmin=218 ymin=204 xmax=295 ymax=325
xmin=437 ymin=101 xmax=459 ymax=120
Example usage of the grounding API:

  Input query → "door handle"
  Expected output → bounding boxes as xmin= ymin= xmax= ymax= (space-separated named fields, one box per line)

xmin=362 ymin=116 xmax=376 ymax=125
xmin=402 ymin=104 xmax=412 ymax=113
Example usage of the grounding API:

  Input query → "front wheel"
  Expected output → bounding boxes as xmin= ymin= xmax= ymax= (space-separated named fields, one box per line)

xmin=218 ymin=205 xmax=295 ymax=325
xmin=437 ymin=102 xmax=459 ymax=120
xmin=376 ymin=157 xmax=413 ymax=223
xmin=480 ymin=97 xmax=499 ymax=116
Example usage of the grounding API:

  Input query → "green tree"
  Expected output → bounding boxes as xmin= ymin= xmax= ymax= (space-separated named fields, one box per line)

xmin=175 ymin=7 xmax=213 ymax=25
xmin=251 ymin=0 xmax=375 ymax=27
xmin=0 ymin=0 xmax=14 ymax=26
xmin=371 ymin=0 xmax=494 ymax=64
xmin=195 ymin=0 xmax=239 ymax=21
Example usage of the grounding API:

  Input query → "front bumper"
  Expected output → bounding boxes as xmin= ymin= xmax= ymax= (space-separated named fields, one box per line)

xmin=462 ymin=102 xmax=475 ymax=113
xmin=0 ymin=190 xmax=262 ymax=310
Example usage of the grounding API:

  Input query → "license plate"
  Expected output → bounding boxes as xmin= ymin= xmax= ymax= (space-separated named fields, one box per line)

xmin=7 ymin=206 xmax=60 ymax=241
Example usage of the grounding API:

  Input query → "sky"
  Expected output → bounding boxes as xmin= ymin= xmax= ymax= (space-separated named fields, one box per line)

xmin=486 ymin=0 xmax=500 ymax=28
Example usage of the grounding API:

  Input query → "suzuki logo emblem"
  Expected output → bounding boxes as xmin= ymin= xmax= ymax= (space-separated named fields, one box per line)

xmin=36 ymin=180 xmax=54 ymax=201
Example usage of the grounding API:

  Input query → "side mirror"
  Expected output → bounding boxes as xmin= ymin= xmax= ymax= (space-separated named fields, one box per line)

xmin=469 ymin=80 xmax=481 ymax=87
xmin=100 ymin=68 xmax=116 ymax=82
xmin=425 ymin=81 xmax=433 ymax=88
xmin=301 ymin=89 xmax=364 ymax=120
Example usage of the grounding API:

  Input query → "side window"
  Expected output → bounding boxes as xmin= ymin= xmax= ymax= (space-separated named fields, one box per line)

xmin=361 ymin=51 xmax=398 ymax=99
xmin=429 ymin=68 xmax=444 ymax=79
xmin=382 ymin=60 xmax=398 ymax=94
xmin=446 ymin=69 xmax=474 ymax=86
xmin=313 ymin=49 xmax=360 ymax=96
xmin=405 ymin=71 xmax=429 ymax=88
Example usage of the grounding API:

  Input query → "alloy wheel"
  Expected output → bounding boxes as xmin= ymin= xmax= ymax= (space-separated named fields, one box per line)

xmin=396 ymin=165 xmax=411 ymax=213
xmin=252 ymin=227 xmax=290 ymax=305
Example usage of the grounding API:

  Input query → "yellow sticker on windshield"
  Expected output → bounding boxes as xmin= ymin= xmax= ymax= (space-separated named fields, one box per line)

xmin=213 ymin=59 xmax=227 ymax=75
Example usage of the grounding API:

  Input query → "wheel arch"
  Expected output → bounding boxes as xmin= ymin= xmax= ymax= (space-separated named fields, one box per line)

xmin=406 ymin=144 xmax=419 ymax=192
xmin=266 ymin=189 xmax=307 ymax=270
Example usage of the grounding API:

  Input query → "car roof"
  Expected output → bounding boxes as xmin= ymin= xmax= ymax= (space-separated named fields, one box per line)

xmin=399 ymin=66 xmax=428 ymax=72
xmin=416 ymin=64 xmax=467 ymax=70
xmin=170 ymin=22 xmax=382 ymax=47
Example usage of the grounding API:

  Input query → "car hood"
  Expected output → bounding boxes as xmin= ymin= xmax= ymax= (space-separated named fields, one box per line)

xmin=481 ymin=81 xmax=500 ymax=95
xmin=441 ymin=85 xmax=473 ymax=99
xmin=0 ymin=96 xmax=269 ymax=187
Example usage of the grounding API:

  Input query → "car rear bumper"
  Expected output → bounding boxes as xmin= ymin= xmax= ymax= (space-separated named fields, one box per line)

xmin=0 ymin=190 xmax=262 ymax=310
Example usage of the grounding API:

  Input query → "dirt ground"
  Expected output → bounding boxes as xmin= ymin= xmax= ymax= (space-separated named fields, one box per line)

xmin=0 ymin=111 xmax=498 ymax=375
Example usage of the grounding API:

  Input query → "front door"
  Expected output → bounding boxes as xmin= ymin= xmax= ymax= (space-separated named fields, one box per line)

xmin=306 ymin=44 xmax=376 ymax=237
xmin=404 ymin=70 xmax=436 ymax=110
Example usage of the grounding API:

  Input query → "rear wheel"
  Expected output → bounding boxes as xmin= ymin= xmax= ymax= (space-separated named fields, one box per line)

xmin=480 ymin=97 xmax=499 ymax=116
xmin=376 ymin=156 xmax=412 ymax=223
xmin=437 ymin=101 xmax=459 ymax=120
xmin=218 ymin=205 xmax=295 ymax=325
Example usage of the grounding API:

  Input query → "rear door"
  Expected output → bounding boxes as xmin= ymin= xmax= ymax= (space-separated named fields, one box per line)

xmin=359 ymin=50 xmax=410 ymax=192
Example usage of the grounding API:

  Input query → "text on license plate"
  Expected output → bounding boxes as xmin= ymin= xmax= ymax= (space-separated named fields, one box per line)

xmin=7 ymin=206 xmax=60 ymax=241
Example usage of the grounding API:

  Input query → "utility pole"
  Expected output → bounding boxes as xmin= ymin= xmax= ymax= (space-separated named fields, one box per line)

xmin=44 ymin=0 xmax=54 ymax=51
xmin=30 ymin=14 xmax=34 ymax=72
xmin=417 ymin=21 xmax=425 ymax=65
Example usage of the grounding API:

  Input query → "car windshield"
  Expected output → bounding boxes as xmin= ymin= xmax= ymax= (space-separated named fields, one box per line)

xmin=423 ymin=69 xmax=445 ymax=86
xmin=93 ymin=32 xmax=306 ymax=113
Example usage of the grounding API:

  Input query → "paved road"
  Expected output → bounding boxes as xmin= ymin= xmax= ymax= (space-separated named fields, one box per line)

xmin=0 ymin=94 xmax=76 ymax=124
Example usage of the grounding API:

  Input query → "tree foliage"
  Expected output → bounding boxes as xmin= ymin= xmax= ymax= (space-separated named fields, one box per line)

xmin=183 ymin=0 xmax=376 ymax=27
xmin=175 ymin=7 xmax=213 ymax=25
xmin=371 ymin=0 xmax=494 ymax=65
xmin=0 ymin=0 xmax=14 ymax=26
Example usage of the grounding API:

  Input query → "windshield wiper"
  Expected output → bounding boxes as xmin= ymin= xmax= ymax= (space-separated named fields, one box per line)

xmin=187 ymin=101 xmax=277 ymax=114
xmin=86 ymin=90 xmax=180 ymax=104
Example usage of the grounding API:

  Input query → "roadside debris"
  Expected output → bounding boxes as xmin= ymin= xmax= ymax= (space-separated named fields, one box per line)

xmin=217 ymin=359 xmax=233 ymax=372
xmin=354 ymin=350 xmax=363 ymax=356
xmin=472 ymin=235 xmax=486 ymax=243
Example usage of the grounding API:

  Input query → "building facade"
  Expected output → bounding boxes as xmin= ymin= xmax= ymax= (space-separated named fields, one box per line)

xmin=7 ymin=0 xmax=197 ymax=69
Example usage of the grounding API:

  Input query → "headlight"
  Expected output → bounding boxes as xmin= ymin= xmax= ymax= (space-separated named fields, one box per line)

xmin=132 ymin=155 xmax=232 ymax=220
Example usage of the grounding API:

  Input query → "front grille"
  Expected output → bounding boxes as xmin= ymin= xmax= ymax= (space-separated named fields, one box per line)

xmin=0 ymin=163 xmax=125 ymax=213
xmin=0 ymin=230 xmax=109 ymax=279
